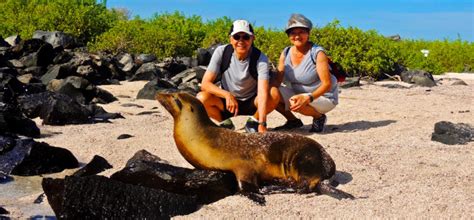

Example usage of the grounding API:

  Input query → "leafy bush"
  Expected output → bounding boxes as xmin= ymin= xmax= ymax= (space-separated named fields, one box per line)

xmin=1 ymin=2 xmax=472 ymax=78
xmin=397 ymin=39 xmax=474 ymax=74
xmin=312 ymin=20 xmax=400 ymax=78
xmin=0 ymin=0 xmax=124 ymax=44
xmin=89 ymin=12 xmax=206 ymax=57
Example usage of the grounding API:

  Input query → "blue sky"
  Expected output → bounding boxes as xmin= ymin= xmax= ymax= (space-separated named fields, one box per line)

xmin=107 ymin=0 xmax=474 ymax=42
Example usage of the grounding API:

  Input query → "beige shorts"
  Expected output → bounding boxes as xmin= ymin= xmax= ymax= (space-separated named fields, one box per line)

xmin=279 ymin=86 xmax=336 ymax=114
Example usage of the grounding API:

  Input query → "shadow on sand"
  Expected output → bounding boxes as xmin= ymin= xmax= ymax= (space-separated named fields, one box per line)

xmin=272 ymin=120 xmax=396 ymax=135
xmin=326 ymin=119 xmax=397 ymax=133
xmin=333 ymin=171 xmax=353 ymax=186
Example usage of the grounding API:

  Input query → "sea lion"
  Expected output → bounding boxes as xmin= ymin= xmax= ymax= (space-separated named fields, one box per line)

xmin=156 ymin=92 xmax=353 ymax=199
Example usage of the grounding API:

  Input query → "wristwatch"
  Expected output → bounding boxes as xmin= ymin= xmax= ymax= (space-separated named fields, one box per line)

xmin=258 ymin=121 xmax=267 ymax=127
xmin=306 ymin=93 xmax=314 ymax=102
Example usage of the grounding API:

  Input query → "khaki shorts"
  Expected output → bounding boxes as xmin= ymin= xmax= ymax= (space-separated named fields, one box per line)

xmin=279 ymin=86 xmax=336 ymax=114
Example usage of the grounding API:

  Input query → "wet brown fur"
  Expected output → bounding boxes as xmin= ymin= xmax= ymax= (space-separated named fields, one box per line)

xmin=156 ymin=92 xmax=336 ymax=193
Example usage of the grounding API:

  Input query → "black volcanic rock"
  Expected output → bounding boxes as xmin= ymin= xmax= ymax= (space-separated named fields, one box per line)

xmin=72 ymin=155 xmax=112 ymax=177
xmin=18 ymin=91 xmax=122 ymax=125
xmin=42 ymin=175 xmax=198 ymax=219
xmin=32 ymin=31 xmax=76 ymax=49
xmin=0 ymin=135 xmax=79 ymax=180
xmin=432 ymin=121 xmax=473 ymax=145
xmin=400 ymin=70 xmax=436 ymax=87
xmin=110 ymin=150 xmax=238 ymax=204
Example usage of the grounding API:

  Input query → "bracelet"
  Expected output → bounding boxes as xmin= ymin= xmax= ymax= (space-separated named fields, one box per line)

xmin=258 ymin=121 xmax=267 ymax=127
xmin=306 ymin=93 xmax=314 ymax=102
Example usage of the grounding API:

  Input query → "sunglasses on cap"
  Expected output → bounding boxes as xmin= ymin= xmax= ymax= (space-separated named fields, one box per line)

xmin=232 ymin=34 xmax=251 ymax=41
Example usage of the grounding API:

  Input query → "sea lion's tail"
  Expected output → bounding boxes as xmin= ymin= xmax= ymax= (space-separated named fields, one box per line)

xmin=316 ymin=180 xmax=355 ymax=200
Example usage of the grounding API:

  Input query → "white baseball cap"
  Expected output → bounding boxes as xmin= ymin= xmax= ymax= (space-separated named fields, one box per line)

xmin=229 ymin=20 xmax=254 ymax=36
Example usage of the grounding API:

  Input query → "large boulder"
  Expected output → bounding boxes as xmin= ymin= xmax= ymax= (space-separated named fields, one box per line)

xmin=32 ymin=31 xmax=76 ymax=49
xmin=4 ymin=35 xmax=21 ymax=47
xmin=136 ymin=78 xmax=176 ymax=100
xmin=0 ymin=135 xmax=79 ymax=180
xmin=46 ymin=76 xmax=92 ymax=104
xmin=17 ymin=91 xmax=122 ymax=125
xmin=135 ymin=54 xmax=156 ymax=65
xmin=116 ymin=53 xmax=135 ymax=77
xmin=431 ymin=121 xmax=473 ymax=145
xmin=171 ymin=66 xmax=205 ymax=85
xmin=71 ymin=155 xmax=112 ymax=177
xmin=400 ymin=70 xmax=436 ymax=87
xmin=46 ymin=76 xmax=117 ymax=104
xmin=42 ymin=175 xmax=199 ymax=219
xmin=129 ymin=62 xmax=161 ymax=81
xmin=157 ymin=58 xmax=188 ymax=78
xmin=40 ymin=64 xmax=74 ymax=85
xmin=0 ymin=102 xmax=40 ymax=138
xmin=110 ymin=150 xmax=238 ymax=204
xmin=0 ymin=72 xmax=41 ymax=137
xmin=196 ymin=43 xmax=222 ymax=66
xmin=0 ymin=37 xmax=10 ymax=47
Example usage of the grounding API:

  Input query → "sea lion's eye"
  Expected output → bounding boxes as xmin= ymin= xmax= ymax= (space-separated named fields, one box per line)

xmin=173 ymin=97 xmax=182 ymax=110
xmin=190 ymin=106 xmax=194 ymax=112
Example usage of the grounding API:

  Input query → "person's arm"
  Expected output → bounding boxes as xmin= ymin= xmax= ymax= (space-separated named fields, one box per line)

xmin=257 ymin=78 xmax=269 ymax=132
xmin=275 ymin=50 xmax=287 ymax=86
xmin=289 ymin=52 xmax=332 ymax=111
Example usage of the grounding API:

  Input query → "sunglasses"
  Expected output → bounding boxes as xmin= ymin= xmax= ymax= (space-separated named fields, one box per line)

xmin=232 ymin=34 xmax=251 ymax=41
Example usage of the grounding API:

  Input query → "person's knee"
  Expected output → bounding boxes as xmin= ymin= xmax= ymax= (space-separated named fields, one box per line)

xmin=196 ymin=91 xmax=210 ymax=103
xmin=269 ymin=87 xmax=281 ymax=104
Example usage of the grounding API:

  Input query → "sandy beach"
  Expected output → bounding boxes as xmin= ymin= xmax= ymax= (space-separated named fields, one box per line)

xmin=1 ymin=73 xmax=473 ymax=218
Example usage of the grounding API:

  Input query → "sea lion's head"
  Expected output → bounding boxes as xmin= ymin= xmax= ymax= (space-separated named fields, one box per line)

xmin=156 ymin=92 xmax=210 ymax=123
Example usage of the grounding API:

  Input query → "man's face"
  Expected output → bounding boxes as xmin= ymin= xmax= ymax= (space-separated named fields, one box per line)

xmin=230 ymin=32 xmax=254 ymax=55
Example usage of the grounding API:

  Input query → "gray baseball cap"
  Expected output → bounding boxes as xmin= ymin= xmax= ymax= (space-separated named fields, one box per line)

xmin=285 ymin=14 xmax=313 ymax=34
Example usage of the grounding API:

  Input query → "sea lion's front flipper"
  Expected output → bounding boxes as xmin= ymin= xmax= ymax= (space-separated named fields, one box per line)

xmin=239 ymin=190 xmax=266 ymax=205
xmin=235 ymin=170 xmax=266 ymax=205
xmin=316 ymin=179 xmax=355 ymax=200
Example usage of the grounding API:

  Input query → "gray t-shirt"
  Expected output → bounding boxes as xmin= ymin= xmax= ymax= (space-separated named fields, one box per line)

xmin=283 ymin=45 xmax=339 ymax=104
xmin=207 ymin=45 xmax=270 ymax=101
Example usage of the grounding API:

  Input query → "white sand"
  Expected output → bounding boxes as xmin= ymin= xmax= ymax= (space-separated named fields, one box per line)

xmin=1 ymin=74 xmax=473 ymax=218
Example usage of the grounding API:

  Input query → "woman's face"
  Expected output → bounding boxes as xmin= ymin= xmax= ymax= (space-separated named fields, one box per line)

xmin=288 ymin=27 xmax=309 ymax=47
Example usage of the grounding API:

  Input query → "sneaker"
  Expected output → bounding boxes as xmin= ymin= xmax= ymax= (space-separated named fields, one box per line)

xmin=273 ymin=119 xmax=304 ymax=131
xmin=309 ymin=114 xmax=327 ymax=133
xmin=219 ymin=118 xmax=235 ymax=130
xmin=244 ymin=118 xmax=259 ymax=133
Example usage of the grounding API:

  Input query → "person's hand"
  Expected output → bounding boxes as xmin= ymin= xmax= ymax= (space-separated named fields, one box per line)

xmin=258 ymin=124 xmax=267 ymax=133
xmin=289 ymin=94 xmax=311 ymax=112
xmin=224 ymin=93 xmax=239 ymax=116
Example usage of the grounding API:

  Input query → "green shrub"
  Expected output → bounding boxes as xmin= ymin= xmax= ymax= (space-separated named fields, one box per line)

xmin=200 ymin=16 xmax=233 ymax=48
xmin=90 ymin=12 xmax=206 ymax=57
xmin=1 ymin=2 xmax=472 ymax=77
xmin=312 ymin=20 xmax=400 ymax=78
xmin=397 ymin=39 xmax=474 ymax=74
xmin=0 ymin=0 xmax=124 ymax=44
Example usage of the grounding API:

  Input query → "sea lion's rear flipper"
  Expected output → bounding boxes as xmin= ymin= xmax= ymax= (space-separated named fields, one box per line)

xmin=316 ymin=179 xmax=355 ymax=200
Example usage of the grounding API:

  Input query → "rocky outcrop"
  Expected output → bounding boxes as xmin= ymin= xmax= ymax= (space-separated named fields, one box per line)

xmin=400 ymin=70 xmax=436 ymax=87
xmin=431 ymin=121 xmax=473 ymax=145
xmin=0 ymin=134 xmax=79 ymax=181
xmin=40 ymin=150 xmax=240 ymax=218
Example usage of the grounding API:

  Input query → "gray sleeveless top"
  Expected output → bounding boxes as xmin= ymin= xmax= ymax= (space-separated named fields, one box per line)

xmin=283 ymin=44 xmax=339 ymax=104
